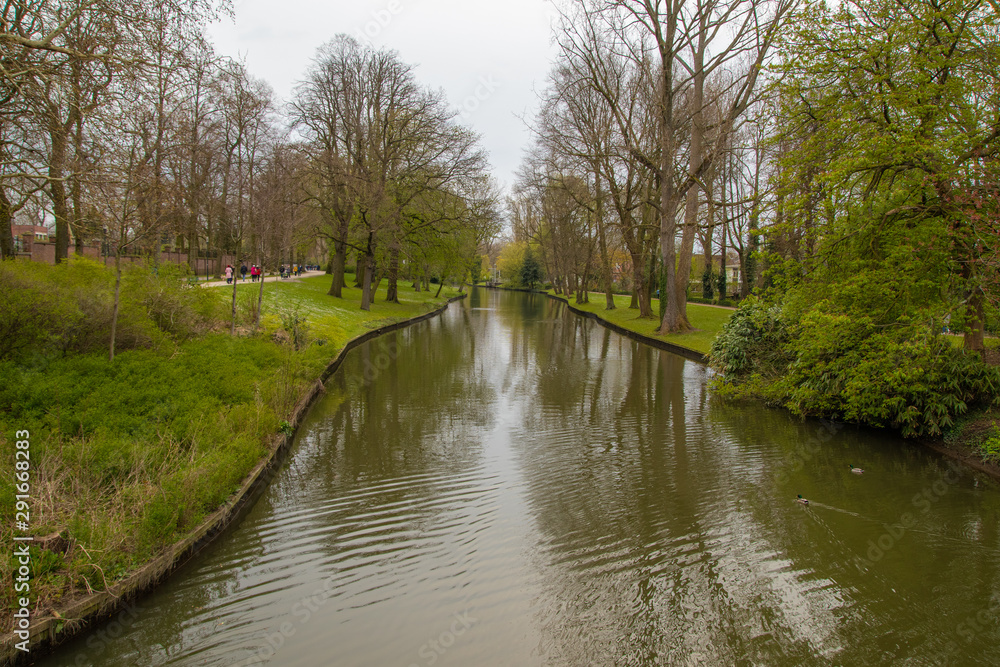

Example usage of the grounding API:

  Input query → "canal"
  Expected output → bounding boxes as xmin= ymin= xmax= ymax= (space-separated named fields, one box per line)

xmin=40 ymin=288 xmax=1000 ymax=665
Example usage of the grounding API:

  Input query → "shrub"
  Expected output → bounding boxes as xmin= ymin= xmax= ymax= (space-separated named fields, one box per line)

xmin=711 ymin=295 xmax=1000 ymax=437
xmin=0 ymin=258 xmax=221 ymax=363
xmin=279 ymin=308 xmax=310 ymax=350
xmin=780 ymin=327 xmax=1000 ymax=436
xmin=709 ymin=295 xmax=791 ymax=378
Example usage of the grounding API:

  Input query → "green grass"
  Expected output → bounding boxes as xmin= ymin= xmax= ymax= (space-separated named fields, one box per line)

xmin=0 ymin=262 xmax=461 ymax=626
xmin=212 ymin=275 xmax=461 ymax=345
xmin=945 ymin=333 xmax=1000 ymax=349
xmin=547 ymin=290 xmax=734 ymax=355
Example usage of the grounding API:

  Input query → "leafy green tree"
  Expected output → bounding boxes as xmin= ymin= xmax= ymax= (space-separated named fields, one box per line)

xmin=520 ymin=247 xmax=543 ymax=289
xmin=773 ymin=0 xmax=1000 ymax=350
xmin=710 ymin=0 xmax=1000 ymax=436
xmin=497 ymin=241 xmax=527 ymax=286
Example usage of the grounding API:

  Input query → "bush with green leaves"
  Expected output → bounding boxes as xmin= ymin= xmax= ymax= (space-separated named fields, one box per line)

xmin=279 ymin=308 xmax=310 ymax=350
xmin=710 ymin=295 xmax=1000 ymax=437
xmin=0 ymin=258 xmax=220 ymax=362
xmin=709 ymin=295 xmax=791 ymax=378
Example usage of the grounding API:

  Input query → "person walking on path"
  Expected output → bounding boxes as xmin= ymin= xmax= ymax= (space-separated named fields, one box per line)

xmin=240 ymin=263 xmax=248 ymax=282
xmin=225 ymin=265 xmax=233 ymax=285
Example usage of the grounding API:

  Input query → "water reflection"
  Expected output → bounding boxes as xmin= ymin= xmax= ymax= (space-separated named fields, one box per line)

xmin=38 ymin=287 xmax=1000 ymax=666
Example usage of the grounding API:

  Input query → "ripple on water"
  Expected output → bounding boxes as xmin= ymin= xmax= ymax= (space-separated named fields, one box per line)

xmin=36 ymin=291 xmax=1000 ymax=667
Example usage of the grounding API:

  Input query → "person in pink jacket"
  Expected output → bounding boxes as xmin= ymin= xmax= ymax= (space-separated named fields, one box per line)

xmin=225 ymin=265 xmax=233 ymax=284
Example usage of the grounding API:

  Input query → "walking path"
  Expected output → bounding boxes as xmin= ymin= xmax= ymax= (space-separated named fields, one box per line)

xmin=195 ymin=270 xmax=326 ymax=288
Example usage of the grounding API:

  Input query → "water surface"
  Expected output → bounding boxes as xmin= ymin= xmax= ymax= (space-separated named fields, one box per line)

xmin=41 ymin=288 xmax=1000 ymax=666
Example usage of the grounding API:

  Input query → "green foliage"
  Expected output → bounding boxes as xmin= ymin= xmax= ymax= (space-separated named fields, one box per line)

xmin=779 ymin=325 xmax=1000 ymax=437
xmin=711 ymin=296 xmax=1000 ymax=437
xmin=701 ymin=267 xmax=715 ymax=300
xmin=279 ymin=308 xmax=310 ymax=350
xmin=709 ymin=296 xmax=790 ymax=378
xmin=470 ymin=254 xmax=488 ymax=284
xmin=980 ymin=429 xmax=1000 ymax=463
xmin=519 ymin=248 xmax=543 ymax=289
xmin=497 ymin=241 xmax=527 ymax=287
xmin=0 ymin=333 xmax=300 ymax=607
xmin=0 ymin=274 xmax=461 ymax=620
xmin=714 ymin=0 xmax=1000 ymax=438
xmin=239 ymin=288 xmax=261 ymax=325
xmin=0 ymin=258 xmax=218 ymax=363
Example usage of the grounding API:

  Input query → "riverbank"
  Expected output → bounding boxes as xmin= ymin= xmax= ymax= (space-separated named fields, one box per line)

xmin=538 ymin=286 xmax=1000 ymax=483
xmin=930 ymin=408 xmax=1000 ymax=480
xmin=543 ymin=289 xmax=733 ymax=357
xmin=0 ymin=261 xmax=462 ymax=664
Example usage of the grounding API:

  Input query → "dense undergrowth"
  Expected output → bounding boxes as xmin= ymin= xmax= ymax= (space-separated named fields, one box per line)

xmin=710 ymin=296 xmax=1000 ymax=438
xmin=0 ymin=259 xmax=457 ymax=625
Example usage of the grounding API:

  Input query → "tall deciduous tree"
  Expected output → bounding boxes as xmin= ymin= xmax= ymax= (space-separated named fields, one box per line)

xmin=775 ymin=0 xmax=1000 ymax=351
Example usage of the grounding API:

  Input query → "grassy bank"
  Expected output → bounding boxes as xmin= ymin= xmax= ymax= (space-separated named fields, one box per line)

xmin=0 ymin=260 xmax=459 ymax=627
xmin=546 ymin=290 xmax=733 ymax=355
xmin=227 ymin=274 xmax=460 ymax=344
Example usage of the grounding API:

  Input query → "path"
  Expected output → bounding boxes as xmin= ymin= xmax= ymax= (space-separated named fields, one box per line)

xmin=196 ymin=270 xmax=326 ymax=288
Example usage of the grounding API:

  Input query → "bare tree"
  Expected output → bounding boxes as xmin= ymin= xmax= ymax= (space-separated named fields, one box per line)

xmin=293 ymin=36 xmax=488 ymax=310
xmin=562 ymin=0 xmax=795 ymax=332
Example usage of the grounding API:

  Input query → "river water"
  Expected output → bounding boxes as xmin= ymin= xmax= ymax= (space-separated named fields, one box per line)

xmin=39 ymin=288 xmax=1000 ymax=666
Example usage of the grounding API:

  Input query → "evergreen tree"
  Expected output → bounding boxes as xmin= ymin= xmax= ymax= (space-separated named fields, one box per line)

xmin=520 ymin=247 xmax=543 ymax=289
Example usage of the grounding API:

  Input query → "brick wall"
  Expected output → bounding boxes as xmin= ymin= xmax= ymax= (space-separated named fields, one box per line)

xmin=16 ymin=242 xmax=238 ymax=278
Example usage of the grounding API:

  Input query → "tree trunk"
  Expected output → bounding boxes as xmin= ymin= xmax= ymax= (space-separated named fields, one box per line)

xmin=255 ymin=258 xmax=265 ymax=332
xmin=110 ymin=250 xmax=122 ymax=361
xmin=328 ymin=218 xmax=348 ymax=297
xmin=0 ymin=187 xmax=14 ymax=260
xmin=50 ymin=122 xmax=71 ymax=263
xmin=594 ymin=170 xmax=615 ymax=310
xmin=354 ymin=255 xmax=364 ymax=288
xmin=360 ymin=235 xmax=375 ymax=311
xmin=630 ymin=251 xmax=651 ymax=316
xmin=435 ymin=268 xmax=447 ymax=298
xmin=674 ymin=58 xmax=705 ymax=325
xmin=230 ymin=268 xmax=239 ymax=335
xmin=385 ymin=242 xmax=400 ymax=303
xmin=718 ymin=232 xmax=728 ymax=301
xmin=71 ymin=103 xmax=87 ymax=257
xmin=328 ymin=250 xmax=345 ymax=296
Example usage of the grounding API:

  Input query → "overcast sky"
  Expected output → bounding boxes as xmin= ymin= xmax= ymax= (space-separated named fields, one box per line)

xmin=206 ymin=0 xmax=562 ymax=192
